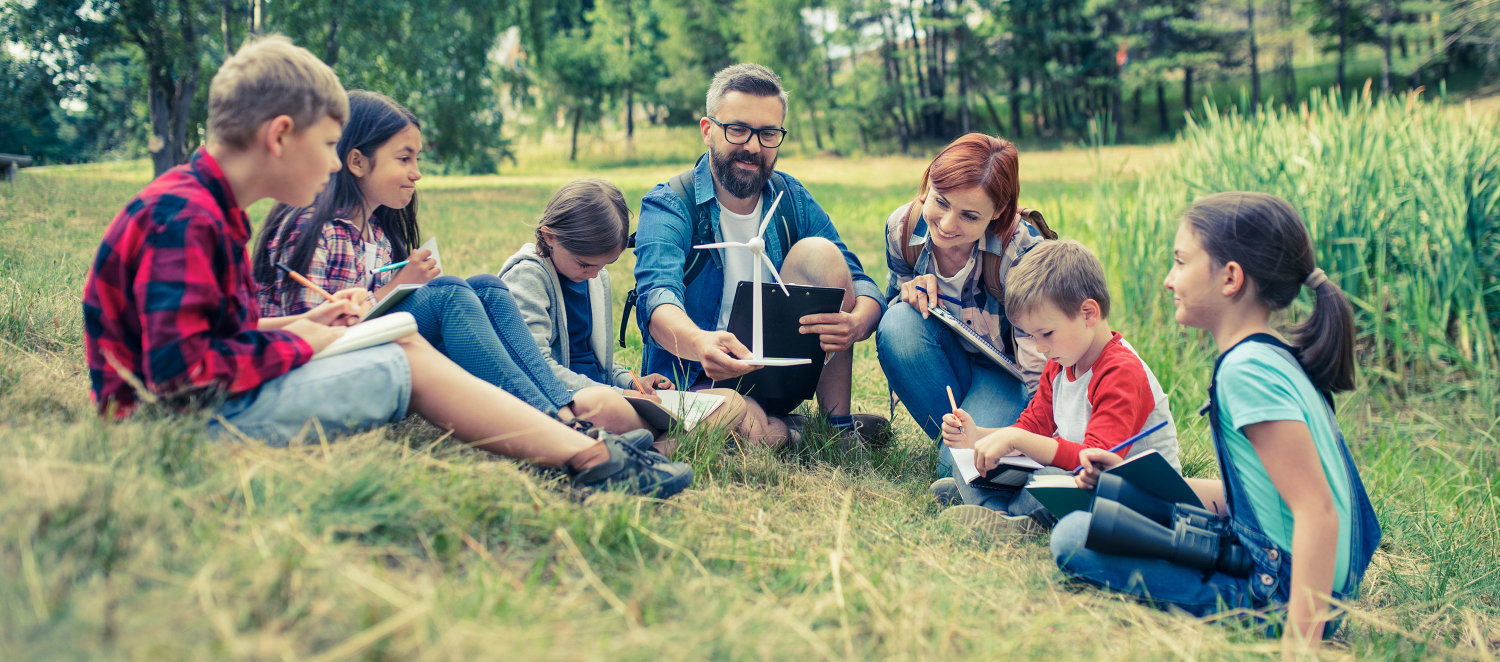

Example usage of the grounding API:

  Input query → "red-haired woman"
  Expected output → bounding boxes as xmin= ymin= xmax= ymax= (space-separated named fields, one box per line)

xmin=876 ymin=133 xmax=1058 ymax=515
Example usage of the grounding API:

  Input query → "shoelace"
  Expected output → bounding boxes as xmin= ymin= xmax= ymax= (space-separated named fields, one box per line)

xmin=612 ymin=435 xmax=664 ymax=467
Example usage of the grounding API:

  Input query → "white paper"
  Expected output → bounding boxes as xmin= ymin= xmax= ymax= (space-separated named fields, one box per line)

xmin=949 ymin=447 xmax=1044 ymax=485
xmin=418 ymin=236 xmax=442 ymax=273
xmin=313 ymin=311 xmax=416 ymax=360
xmin=654 ymin=390 xmax=726 ymax=431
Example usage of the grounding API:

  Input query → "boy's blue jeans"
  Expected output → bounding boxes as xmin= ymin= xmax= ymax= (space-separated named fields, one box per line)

xmin=395 ymin=275 xmax=574 ymax=414
xmin=876 ymin=302 xmax=1031 ymax=478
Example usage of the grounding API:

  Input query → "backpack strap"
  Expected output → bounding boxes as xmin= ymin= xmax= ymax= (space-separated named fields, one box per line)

xmin=619 ymin=168 xmax=714 ymax=348
xmin=898 ymin=200 xmax=922 ymax=268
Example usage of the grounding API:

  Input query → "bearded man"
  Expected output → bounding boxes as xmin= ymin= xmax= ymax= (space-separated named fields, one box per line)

xmin=630 ymin=63 xmax=889 ymax=449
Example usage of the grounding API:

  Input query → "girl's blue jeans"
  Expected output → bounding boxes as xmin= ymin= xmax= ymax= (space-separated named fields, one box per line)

xmin=394 ymin=275 xmax=574 ymax=414
xmin=876 ymin=301 xmax=1032 ymax=480
xmin=1050 ymin=511 xmax=1265 ymax=617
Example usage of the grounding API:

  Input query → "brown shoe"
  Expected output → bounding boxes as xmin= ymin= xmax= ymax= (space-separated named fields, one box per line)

xmin=785 ymin=413 xmax=892 ymax=447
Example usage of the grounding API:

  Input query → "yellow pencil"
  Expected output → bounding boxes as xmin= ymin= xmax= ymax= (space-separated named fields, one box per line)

xmin=627 ymin=368 xmax=649 ymax=393
xmin=277 ymin=262 xmax=335 ymax=302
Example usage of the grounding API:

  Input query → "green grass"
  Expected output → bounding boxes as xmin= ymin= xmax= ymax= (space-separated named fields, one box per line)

xmin=1 ymin=99 xmax=1498 ymax=659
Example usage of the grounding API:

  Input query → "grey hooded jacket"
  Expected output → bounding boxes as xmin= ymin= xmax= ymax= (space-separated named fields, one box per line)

xmin=498 ymin=243 xmax=634 ymax=392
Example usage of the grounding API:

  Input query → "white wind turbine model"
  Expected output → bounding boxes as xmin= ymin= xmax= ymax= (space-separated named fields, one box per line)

xmin=694 ymin=191 xmax=811 ymax=367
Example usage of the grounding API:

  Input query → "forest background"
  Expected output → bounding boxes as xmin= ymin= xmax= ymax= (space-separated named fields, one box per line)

xmin=4 ymin=0 xmax=1500 ymax=173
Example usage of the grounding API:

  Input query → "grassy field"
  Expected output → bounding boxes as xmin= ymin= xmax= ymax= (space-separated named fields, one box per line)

xmin=1 ymin=99 xmax=1498 ymax=660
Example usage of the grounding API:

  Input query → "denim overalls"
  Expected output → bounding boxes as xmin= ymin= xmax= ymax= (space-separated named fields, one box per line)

xmin=1050 ymin=334 xmax=1381 ymax=631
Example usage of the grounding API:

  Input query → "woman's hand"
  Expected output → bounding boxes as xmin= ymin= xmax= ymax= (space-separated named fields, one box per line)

xmin=391 ymin=248 xmax=440 ymax=286
xmin=898 ymin=273 xmax=940 ymax=318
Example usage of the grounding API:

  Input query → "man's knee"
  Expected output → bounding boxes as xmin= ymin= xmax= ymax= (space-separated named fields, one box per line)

xmin=783 ymin=237 xmax=850 ymax=288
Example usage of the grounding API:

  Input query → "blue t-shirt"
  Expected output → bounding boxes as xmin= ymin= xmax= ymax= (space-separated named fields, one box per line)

xmin=1215 ymin=342 xmax=1355 ymax=593
xmin=559 ymin=278 xmax=604 ymax=383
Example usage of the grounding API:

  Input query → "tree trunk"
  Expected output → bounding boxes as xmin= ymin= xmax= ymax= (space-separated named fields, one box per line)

xmin=1131 ymin=87 xmax=1142 ymax=125
xmin=624 ymin=0 xmax=635 ymax=140
xmin=325 ymin=15 xmax=340 ymax=66
xmin=1380 ymin=0 xmax=1393 ymax=94
xmin=980 ymin=93 xmax=1002 ymax=135
xmin=251 ymin=0 xmax=263 ymax=33
xmin=958 ymin=39 xmax=971 ymax=134
xmin=1336 ymin=0 xmax=1348 ymax=90
xmin=1247 ymin=0 xmax=1260 ymax=115
xmin=569 ymin=106 xmax=582 ymax=162
xmin=1279 ymin=0 xmax=1296 ymax=102
xmin=882 ymin=14 xmax=912 ymax=154
xmin=1156 ymin=80 xmax=1169 ymax=132
xmin=1183 ymin=66 xmax=1195 ymax=115
xmin=145 ymin=1 xmax=201 ymax=176
xmin=221 ymin=0 xmax=234 ymax=56
xmin=1009 ymin=69 xmax=1024 ymax=138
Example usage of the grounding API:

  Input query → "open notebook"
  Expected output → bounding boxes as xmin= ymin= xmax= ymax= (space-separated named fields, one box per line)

xmin=927 ymin=306 xmax=1025 ymax=381
xmin=948 ymin=447 xmax=1044 ymax=488
xmin=625 ymin=390 xmax=726 ymax=432
xmin=310 ymin=312 xmax=417 ymax=360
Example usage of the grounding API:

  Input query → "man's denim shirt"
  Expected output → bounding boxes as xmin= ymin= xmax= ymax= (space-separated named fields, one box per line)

xmin=633 ymin=153 xmax=886 ymax=386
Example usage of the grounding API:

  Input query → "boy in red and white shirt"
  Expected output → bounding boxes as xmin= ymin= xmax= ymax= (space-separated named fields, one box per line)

xmin=941 ymin=239 xmax=1179 ymax=521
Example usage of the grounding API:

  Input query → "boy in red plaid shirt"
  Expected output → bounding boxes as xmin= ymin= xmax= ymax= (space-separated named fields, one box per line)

xmin=82 ymin=35 xmax=691 ymax=498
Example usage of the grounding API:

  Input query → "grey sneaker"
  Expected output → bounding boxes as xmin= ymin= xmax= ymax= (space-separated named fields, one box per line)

xmin=940 ymin=504 xmax=1039 ymax=537
xmin=930 ymin=477 xmax=962 ymax=506
xmin=559 ymin=416 xmax=662 ymax=456
xmin=569 ymin=436 xmax=693 ymax=498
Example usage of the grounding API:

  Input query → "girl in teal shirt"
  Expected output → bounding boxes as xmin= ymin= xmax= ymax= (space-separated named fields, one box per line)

xmin=1051 ymin=192 xmax=1381 ymax=654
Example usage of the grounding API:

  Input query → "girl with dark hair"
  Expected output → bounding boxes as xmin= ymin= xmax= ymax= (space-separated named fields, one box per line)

xmin=875 ymin=133 xmax=1058 ymax=502
xmin=1051 ymin=192 xmax=1381 ymax=652
xmin=253 ymin=91 xmax=652 ymax=437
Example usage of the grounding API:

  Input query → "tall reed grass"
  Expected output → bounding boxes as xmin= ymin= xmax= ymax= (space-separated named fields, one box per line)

xmin=1085 ymin=87 xmax=1500 ymax=407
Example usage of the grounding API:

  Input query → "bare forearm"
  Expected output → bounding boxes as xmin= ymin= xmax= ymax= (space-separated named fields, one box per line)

xmin=850 ymin=296 xmax=883 ymax=341
xmin=1186 ymin=478 xmax=1227 ymax=515
xmin=256 ymin=313 xmax=305 ymax=331
xmin=648 ymin=305 xmax=705 ymax=362
xmin=1008 ymin=429 xmax=1060 ymax=464
xmin=1285 ymin=510 xmax=1338 ymax=646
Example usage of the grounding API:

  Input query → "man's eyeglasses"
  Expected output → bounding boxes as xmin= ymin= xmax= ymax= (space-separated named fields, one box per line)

xmin=708 ymin=117 xmax=788 ymax=148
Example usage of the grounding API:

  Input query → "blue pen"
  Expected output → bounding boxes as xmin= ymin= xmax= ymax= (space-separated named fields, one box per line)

xmin=1073 ymin=419 xmax=1171 ymax=475
xmin=373 ymin=259 xmax=409 ymax=274
xmin=914 ymin=285 xmax=964 ymax=307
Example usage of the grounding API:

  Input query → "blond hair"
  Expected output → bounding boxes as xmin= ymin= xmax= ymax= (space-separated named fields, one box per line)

xmin=208 ymin=35 xmax=348 ymax=149
xmin=1005 ymin=239 xmax=1111 ymax=319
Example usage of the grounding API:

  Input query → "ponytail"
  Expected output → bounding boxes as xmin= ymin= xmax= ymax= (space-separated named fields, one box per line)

xmin=1183 ymin=192 xmax=1357 ymax=394
xmin=1292 ymin=268 xmax=1357 ymax=393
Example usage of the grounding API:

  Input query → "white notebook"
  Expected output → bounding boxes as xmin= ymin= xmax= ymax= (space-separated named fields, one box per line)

xmin=949 ymin=447 xmax=1044 ymax=487
xmin=311 ymin=312 xmax=417 ymax=360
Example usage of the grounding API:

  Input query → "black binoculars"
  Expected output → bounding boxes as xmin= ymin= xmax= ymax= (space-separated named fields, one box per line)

xmin=1084 ymin=473 xmax=1253 ymax=577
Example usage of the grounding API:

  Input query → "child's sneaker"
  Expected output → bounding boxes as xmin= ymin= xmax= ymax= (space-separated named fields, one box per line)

xmin=940 ymin=504 xmax=1039 ymax=537
xmin=569 ymin=435 xmax=693 ymax=498
xmin=929 ymin=477 xmax=962 ymax=506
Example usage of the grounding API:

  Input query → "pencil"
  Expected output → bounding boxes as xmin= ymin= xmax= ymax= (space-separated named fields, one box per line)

xmin=276 ymin=262 xmax=335 ymax=302
xmin=627 ymin=368 xmax=648 ymax=393
xmin=1072 ymin=419 xmax=1170 ymax=474
xmin=373 ymin=259 xmax=409 ymax=274
xmin=916 ymin=285 xmax=965 ymax=307
xmin=946 ymin=385 xmax=961 ymax=432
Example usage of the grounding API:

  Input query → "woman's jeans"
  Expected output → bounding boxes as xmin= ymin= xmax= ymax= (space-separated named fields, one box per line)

xmin=394 ymin=275 xmax=573 ymax=414
xmin=876 ymin=301 xmax=1031 ymax=480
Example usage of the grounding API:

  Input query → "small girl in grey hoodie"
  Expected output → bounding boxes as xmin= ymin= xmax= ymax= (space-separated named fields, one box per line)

xmin=500 ymin=179 xmax=774 ymax=450
xmin=499 ymin=179 xmax=670 ymax=394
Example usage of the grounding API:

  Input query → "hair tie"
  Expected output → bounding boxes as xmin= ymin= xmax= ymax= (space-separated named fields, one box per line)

xmin=1304 ymin=267 xmax=1328 ymax=290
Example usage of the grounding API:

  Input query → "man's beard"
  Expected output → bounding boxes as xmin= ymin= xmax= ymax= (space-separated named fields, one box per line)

xmin=709 ymin=143 xmax=775 ymax=200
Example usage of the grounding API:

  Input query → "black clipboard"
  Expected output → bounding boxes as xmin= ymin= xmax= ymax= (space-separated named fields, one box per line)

xmin=713 ymin=281 xmax=844 ymax=404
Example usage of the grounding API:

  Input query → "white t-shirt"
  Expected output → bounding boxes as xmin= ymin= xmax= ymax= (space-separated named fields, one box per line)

xmin=715 ymin=197 xmax=768 ymax=331
xmin=363 ymin=241 xmax=379 ymax=287
xmin=933 ymin=252 xmax=976 ymax=316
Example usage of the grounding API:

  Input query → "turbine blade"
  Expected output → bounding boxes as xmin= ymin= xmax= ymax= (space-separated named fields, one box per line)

xmin=757 ymin=191 xmax=785 ymax=239
xmin=760 ymin=254 xmax=791 ymax=297
xmin=693 ymin=241 xmax=747 ymax=250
